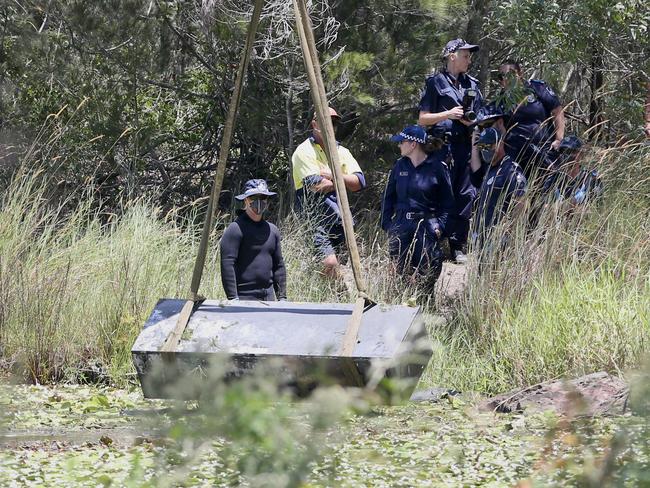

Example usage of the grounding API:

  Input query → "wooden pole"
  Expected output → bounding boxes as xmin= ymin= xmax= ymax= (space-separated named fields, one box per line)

xmin=161 ymin=0 xmax=264 ymax=353
xmin=292 ymin=0 xmax=367 ymax=297
xmin=293 ymin=0 xmax=368 ymax=383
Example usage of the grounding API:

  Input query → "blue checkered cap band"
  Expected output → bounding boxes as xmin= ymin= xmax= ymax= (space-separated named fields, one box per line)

xmin=391 ymin=125 xmax=427 ymax=145
xmin=399 ymin=131 xmax=426 ymax=144
xmin=442 ymin=38 xmax=479 ymax=57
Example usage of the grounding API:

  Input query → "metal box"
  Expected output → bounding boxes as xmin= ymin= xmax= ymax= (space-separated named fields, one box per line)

xmin=132 ymin=299 xmax=430 ymax=399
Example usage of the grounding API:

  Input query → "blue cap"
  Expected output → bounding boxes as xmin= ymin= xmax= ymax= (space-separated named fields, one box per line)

xmin=476 ymin=105 xmax=504 ymax=126
xmin=442 ymin=38 xmax=479 ymax=57
xmin=390 ymin=125 xmax=427 ymax=145
xmin=558 ymin=135 xmax=583 ymax=151
xmin=235 ymin=179 xmax=277 ymax=201
xmin=475 ymin=127 xmax=501 ymax=146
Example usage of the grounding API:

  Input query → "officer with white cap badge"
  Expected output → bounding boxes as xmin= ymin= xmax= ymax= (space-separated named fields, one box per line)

xmin=418 ymin=38 xmax=484 ymax=264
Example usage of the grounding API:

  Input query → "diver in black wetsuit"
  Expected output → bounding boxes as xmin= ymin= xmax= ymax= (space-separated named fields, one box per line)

xmin=219 ymin=179 xmax=287 ymax=301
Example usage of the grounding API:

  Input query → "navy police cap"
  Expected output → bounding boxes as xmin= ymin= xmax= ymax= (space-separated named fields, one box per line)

xmin=558 ymin=135 xmax=583 ymax=151
xmin=476 ymin=105 xmax=504 ymax=126
xmin=442 ymin=38 xmax=480 ymax=57
xmin=390 ymin=125 xmax=427 ymax=145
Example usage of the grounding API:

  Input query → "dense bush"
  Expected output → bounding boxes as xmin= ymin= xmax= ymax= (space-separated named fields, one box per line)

xmin=1 ymin=1 xmax=647 ymax=215
xmin=1 ymin=141 xmax=648 ymax=391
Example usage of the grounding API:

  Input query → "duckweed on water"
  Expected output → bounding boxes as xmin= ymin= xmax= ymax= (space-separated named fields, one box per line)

xmin=1 ymin=384 xmax=647 ymax=487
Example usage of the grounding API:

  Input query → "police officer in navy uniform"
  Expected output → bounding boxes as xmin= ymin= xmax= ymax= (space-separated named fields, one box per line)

xmin=469 ymin=127 xmax=527 ymax=247
xmin=381 ymin=125 xmax=455 ymax=290
xmin=493 ymin=60 xmax=565 ymax=179
xmin=418 ymin=38 xmax=483 ymax=264
xmin=543 ymin=135 xmax=603 ymax=207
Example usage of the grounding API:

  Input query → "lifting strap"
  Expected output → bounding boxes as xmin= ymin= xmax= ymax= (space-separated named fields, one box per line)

xmin=160 ymin=0 xmax=264 ymax=353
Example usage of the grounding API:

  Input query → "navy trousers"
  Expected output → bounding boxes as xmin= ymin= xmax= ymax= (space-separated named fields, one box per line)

xmin=388 ymin=217 xmax=442 ymax=290
xmin=447 ymin=141 xmax=476 ymax=251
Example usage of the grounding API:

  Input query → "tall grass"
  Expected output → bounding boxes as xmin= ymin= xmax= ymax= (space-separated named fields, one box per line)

xmin=0 ymin=170 xmax=418 ymax=384
xmin=0 ymin=171 xmax=222 ymax=383
xmin=424 ymin=141 xmax=650 ymax=393
xmin=1 ymin=141 xmax=648 ymax=392
xmin=280 ymin=210 xmax=421 ymax=306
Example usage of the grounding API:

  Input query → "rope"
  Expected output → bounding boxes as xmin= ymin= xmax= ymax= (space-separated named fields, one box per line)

xmin=293 ymin=0 xmax=369 ymax=384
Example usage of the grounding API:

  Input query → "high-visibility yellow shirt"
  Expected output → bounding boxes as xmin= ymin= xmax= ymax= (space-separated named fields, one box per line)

xmin=291 ymin=138 xmax=362 ymax=190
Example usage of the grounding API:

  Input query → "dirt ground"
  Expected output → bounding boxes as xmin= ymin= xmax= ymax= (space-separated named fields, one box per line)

xmin=436 ymin=262 xmax=468 ymax=303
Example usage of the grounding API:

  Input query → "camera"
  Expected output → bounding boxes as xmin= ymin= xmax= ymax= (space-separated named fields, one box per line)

xmin=462 ymin=89 xmax=477 ymax=122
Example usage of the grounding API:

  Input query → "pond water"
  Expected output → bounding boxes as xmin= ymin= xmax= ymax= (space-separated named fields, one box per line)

xmin=0 ymin=383 xmax=644 ymax=486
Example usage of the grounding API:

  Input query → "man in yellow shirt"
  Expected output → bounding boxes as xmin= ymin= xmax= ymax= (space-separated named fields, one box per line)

xmin=291 ymin=107 xmax=366 ymax=277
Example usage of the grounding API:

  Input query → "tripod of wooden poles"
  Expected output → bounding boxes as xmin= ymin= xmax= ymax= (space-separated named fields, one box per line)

xmin=160 ymin=0 xmax=371 ymax=385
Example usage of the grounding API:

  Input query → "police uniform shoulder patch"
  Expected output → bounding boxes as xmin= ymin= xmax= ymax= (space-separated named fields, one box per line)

xmin=530 ymin=78 xmax=556 ymax=96
xmin=433 ymin=73 xmax=449 ymax=91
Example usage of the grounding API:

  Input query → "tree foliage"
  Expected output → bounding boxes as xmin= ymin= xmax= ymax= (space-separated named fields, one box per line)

xmin=486 ymin=0 xmax=649 ymax=136
xmin=0 ymin=0 xmax=647 ymax=213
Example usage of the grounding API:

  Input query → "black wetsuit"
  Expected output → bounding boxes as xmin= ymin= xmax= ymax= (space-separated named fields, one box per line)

xmin=219 ymin=212 xmax=287 ymax=300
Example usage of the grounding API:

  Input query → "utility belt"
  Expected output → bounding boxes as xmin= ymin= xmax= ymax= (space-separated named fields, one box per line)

xmin=399 ymin=210 xmax=436 ymax=221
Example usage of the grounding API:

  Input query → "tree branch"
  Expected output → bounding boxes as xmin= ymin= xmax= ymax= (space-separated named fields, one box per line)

xmin=143 ymin=79 xmax=214 ymax=100
xmin=162 ymin=17 xmax=219 ymax=76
